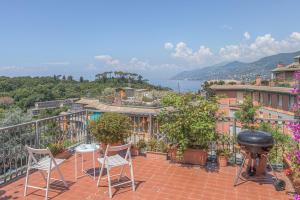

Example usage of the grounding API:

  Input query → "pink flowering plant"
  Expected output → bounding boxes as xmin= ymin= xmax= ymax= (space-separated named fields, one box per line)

xmin=287 ymin=71 xmax=300 ymax=199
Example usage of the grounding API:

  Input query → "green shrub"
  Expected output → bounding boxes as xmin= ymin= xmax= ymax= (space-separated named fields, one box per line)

xmin=136 ymin=139 xmax=147 ymax=150
xmin=146 ymin=138 xmax=168 ymax=153
xmin=216 ymin=148 xmax=231 ymax=158
xmin=90 ymin=112 xmax=132 ymax=144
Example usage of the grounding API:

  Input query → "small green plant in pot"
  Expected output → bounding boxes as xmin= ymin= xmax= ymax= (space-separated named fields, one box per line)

xmin=131 ymin=139 xmax=147 ymax=156
xmin=48 ymin=142 xmax=64 ymax=156
xmin=90 ymin=112 xmax=132 ymax=146
xmin=216 ymin=148 xmax=231 ymax=167
xmin=136 ymin=139 xmax=147 ymax=153
xmin=145 ymin=138 xmax=168 ymax=160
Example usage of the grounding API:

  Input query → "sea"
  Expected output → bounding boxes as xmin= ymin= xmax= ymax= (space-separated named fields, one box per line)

xmin=149 ymin=79 xmax=203 ymax=93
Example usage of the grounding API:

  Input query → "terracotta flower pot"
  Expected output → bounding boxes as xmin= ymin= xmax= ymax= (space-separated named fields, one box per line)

xmin=218 ymin=156 xmax=228 ymax=167
xmin=168 ymin=147 xmax=178 ymax=162
xmin=54 ymin=150 xmax=72 ymax=159
xmin=183 ymin=149 xmax=208 ymax=165
xmin=131 ymin=147 xmax=140 ymax=156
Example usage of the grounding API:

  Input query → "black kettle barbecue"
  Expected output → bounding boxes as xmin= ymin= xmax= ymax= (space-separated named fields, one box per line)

xmin=234 ymin=130 xmax=285 ymax=191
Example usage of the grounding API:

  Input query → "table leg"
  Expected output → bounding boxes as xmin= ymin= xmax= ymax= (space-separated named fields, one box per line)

xmin=75 ymin=152 xmax=77 ymax=181
xmin=93 ymin=151 xmax=95 ymax=180
xmin=81 ymin=153 xmax=84 ymax=173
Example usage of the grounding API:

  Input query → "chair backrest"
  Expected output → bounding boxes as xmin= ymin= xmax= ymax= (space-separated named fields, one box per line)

xmin=26 ymin=145 xmax=51 ymax=155
xmin=107 ymin=143 xmax=131 ymax=152
xmin=103 ymin=143 xmax=132 ymax=161
xmin=25 ymin=145 xmax=55 ymax=167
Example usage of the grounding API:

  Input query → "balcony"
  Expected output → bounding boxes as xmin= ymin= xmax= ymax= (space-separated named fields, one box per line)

xmin=0 ymin=110 xmax=296 ymax=200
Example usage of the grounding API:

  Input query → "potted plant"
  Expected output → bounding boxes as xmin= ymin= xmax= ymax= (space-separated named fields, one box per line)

xmin=90 ymin=112 xmax=132 ymax=149
xmin=48 ymin=142 xmax=64 ymax=157
xmin=47 ymin=139 xmax=77 ymax=159
xmin=45 ymin=121 xmax=72 ymax=159
xmin=145 ymin=138 xmax=168 ymax=160
xmin=131 ymin=139 xmax=147 ymax=156
xmin=159 ymin=93 xmax=218 ymax=165
xmin=216 ymin=148 xmax=230 ymax=167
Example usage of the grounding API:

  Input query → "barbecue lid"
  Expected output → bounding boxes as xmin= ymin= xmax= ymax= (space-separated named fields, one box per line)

xmin=237 ymin=130 xmax=274 ymax=147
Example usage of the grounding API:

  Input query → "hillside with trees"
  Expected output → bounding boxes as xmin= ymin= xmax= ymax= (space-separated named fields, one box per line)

xmin=0 ymin=71 xmax=168 ymax=125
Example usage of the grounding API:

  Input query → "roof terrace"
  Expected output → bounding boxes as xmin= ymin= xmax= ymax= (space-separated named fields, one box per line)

xmin=0 ymin=110 xmax=297 ymax=200
xmin=1 ymin=154 xmax=294 ymax=200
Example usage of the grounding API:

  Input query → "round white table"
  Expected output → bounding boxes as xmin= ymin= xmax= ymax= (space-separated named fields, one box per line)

xmin=74 ymin=143 xmax=100 ymax=180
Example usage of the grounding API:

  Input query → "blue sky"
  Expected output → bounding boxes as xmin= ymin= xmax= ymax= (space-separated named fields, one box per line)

xmin=1 ymin=0 xmax=300 ymax=79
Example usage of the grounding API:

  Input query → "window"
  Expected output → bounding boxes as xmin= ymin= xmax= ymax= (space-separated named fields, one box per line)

xmin=237 ymin=92 xmax=243 ymax=103
xmin=289 ymin=95 xmax=295 ymax=109
xmin=278 ymin=95 xmax=282 ymax=107
xmin=229 ymin=110 xmax=236 ymax=118
xmin=259 ymin=92 xmax=263 ymax=103
xmin=268 ymin=94 xmax=271 ymax=105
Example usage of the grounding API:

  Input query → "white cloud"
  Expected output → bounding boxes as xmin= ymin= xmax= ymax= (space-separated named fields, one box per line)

xmin=244 ymin=32 xmax=251 ymax=40
xmin=171 ymin=42 xmax=213 ymax=64
xmin=290 ymin=32 xmax=300 ymax=40
xmin=43 ymin=62 xmax=70 ymax=66
xmin=0 ymin=66 xmax=22 ymax=71
xmin=0 ymin=66 xmax=48 ymax=73
xmin=94 ymin=55 xmax=120 ymax=66
xmin=166 ymin=31 xmax=300 ymax=66
xmin=164 ymin=42 xmax=174 ymax=50
xmin=94 ymin=54 xmax=179 ymax=73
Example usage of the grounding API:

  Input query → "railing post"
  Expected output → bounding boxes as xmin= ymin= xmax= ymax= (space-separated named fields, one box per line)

xmin=85 ymin=109 xmax=90 ymax=143
xmin=233 ymin=117 xmax=237 ymax=164
xmin=35 ymin=120 xmax=40 ymax=148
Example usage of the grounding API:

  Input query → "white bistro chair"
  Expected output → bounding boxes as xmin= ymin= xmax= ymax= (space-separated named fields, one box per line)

xmin=97 ymin=143 xmax=135 ymax=198
xmin=24 ymin=145 xmax=68 ymax=200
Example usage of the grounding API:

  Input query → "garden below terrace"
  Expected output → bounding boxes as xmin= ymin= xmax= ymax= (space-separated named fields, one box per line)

xmin=0 ymin=153 xmax=294 ymax=200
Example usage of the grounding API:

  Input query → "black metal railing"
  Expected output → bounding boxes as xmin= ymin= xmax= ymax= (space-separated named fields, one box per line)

xmin=0 ymin=110 xmax=295 ymax=185
xmin=0 ymin=111 xmax=87 ymax=184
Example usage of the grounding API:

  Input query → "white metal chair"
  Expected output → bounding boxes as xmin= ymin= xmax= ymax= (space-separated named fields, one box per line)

xmin=97 ymin=143 xmax=135 ymax=198
xmin=24 ymin=145 xmax=68 ymax=200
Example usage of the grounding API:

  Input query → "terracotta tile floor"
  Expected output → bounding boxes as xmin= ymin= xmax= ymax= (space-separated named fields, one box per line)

xmin=0 ymin=154 xmax=296 ymax=200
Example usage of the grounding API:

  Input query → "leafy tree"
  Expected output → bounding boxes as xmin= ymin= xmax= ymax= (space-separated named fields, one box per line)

xmin=67 ymin=75 xmax=73 ymax=81
xmin=159 ymin=93 xmax=218 ymax=158
xmin=234 ymin=96 xmax=259 ymax=129
xmin=201 ymin=81 xmax=215 ymax=99
xmin=79 ymin=76 xmax=84 ymax=82
xmin=0 ymin=107 xmax=32 ymax=126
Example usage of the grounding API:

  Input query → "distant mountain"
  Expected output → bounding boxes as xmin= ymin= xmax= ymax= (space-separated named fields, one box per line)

xmin=172 ymin=51 xmax=300 ymax=81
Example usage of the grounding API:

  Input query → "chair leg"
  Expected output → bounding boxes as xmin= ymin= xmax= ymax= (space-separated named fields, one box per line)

xmin=45 ymin=170 xmax=51 ymax=200
xmin=24 ymin=167 xmax=30 ymax=196
xmin=97 ymin=162 xmax=104 ymax=187
xmin=106 ymin=166 xmax=112 ymax=198
xmin=129 ymin=162 xmax=135 ymax=191
xmin=56 ymin=165 xmax=68 ymax=188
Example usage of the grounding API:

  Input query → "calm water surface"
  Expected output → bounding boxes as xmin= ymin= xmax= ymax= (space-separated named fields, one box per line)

xmin=149 ymin=79 xmax=202 ymax=93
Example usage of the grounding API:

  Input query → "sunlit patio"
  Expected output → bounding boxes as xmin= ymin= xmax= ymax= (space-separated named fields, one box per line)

xmin=0 ymin=153 xmax=295 ymax=200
